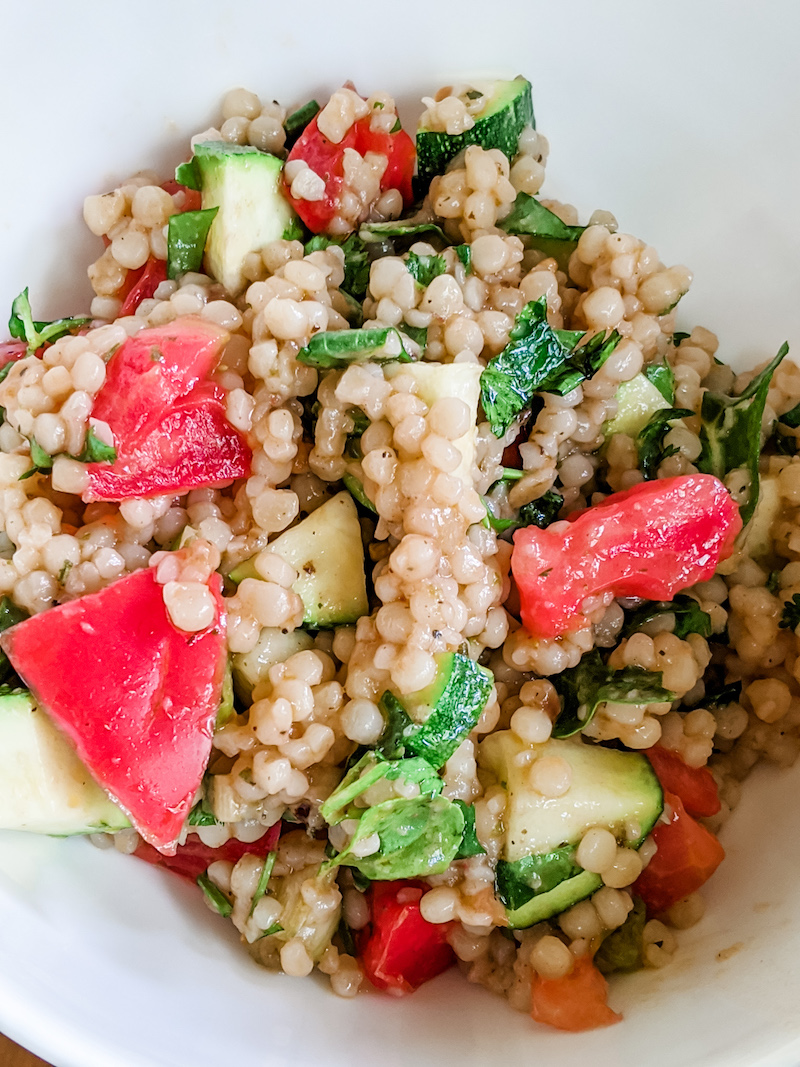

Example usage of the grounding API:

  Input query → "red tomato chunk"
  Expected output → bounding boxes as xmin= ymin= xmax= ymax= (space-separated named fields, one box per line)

xmin=531 ymin=955 xmax=621 ymax=1032
xmin=135 ymin=821 xmax=281 ymax=882
xmin=512 ymin=474 xmax=742 ymax=639
xmin=646 ymin=744 xmax=721 ymax=819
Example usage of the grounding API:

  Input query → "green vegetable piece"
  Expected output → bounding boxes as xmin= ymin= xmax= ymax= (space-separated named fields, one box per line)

xmin=697 ymin=342 xmax=789 ymax=525
xmin=281 ymin=217 xmax=305 ymax=241
xmin=455 ymin=245 xmax=472 ymax=272
xmin=405 ymin=251 xmax=446 ymax=287
xmin=326 ymin=794 xmax=465 ymax=880
xmin=672 ymin=331 xmax=691 ymax=347
xmin=0 ymin=597 xmax=27 ymax=684
xmin=216 ymin=658 xmax=234 ymax=727
xmin=8 ymin=288 xmax=90 ymax=355
xmin=249 ymin=850 xmax=277 ymax=917
xmin=29 ymin=439 xmax=52 ymax=470
xmin=453 ymin=800 xmax=486 ymax=859
xmin=297 ymin=326 xmax=412 ymax=369
xmin=376 ymin=691 xmax=415 ymax=759
xmin=643 ymin=360 xmax=675 ymax=403
xmin=262 ymin=922 xmax=284 ymax=937
xmin=284 ymin=99 xmax=320 ymax=147
xmin=175 ymin=159 xmax=201 ymax=191
xmin=780 ymin=593 xmax=800 ymax=631
xmin=320 ymin=751 xmax=442 ymax=826
xmin=74 ymin=427 xmax=117 ymax=465
xmin=500 ymin=193 xmax=585 ymax=243
xmin=700 ymin=680 xmax=742 ymax=710
xmin=187 ymin=797 xmax=220 ymax=827
xmin=595 ymin=897 xmax=647 ymax=974
xmin=483 ymin=488 xmax=564 ymax=535
xmin=398 ymin=323 xmax=428 ymax=351
xmin=305 ymin=233 xmax=369 ymax=301
xmin=496 ymin=845 xmax=583 ymax=911
xmin=621 ymin=594 xmax=712 ymax=641
xmin=779 ymin=401 xmax=800 ymax=429
xmin=636 ymin=407 xmax=694 ymax=480
xmin=552 ymin=649 xmax=675 ymax=738
xmin=167 ymin=207 xmax=219 ymax=279
xmin=342 ymin=472 xmax=376 ymax=513
xmin=359 ymin=220 xmax=447 ymax=243
xmin=196 ymin=871 xmax=233 ymax=917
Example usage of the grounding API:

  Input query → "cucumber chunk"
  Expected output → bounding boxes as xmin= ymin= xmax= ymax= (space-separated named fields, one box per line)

xmin=230 ymin=493 xmax=369 ymax=628
xmin=480 ymin=732 xmax=662 ymax=927
xmin=416 ymin=78 xmax=534 ymax=188
xmin=0 ymin=688 xmax=129 ymax=835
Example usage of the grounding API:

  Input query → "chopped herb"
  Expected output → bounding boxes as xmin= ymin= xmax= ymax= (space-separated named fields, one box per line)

xmin=595 ymin=897 xmax=647 ymax=974
xmin=455 ymin=245 xmax=472 ymax=272
xmin=359 ymin=220 xmax=447 ymax=243
xmin=483 ymin=488 xmax=564 ymax=535
xmin=672 ymin=331 xmax=691 ymax=347
xmin=621 ymin=594 xmax=712 ymax=641
xmin=643 ymin=360 xmax=675 ymax=403
xmin=0 ymin=362 xmax=15 ymax=385
xmin=700 ymin=680 xmax=742 ymax=710
xmin=465 ymin=89 xmax=484 ymax=101
xmin=74 ymin=427 xmax=117 ymax=465
xmin=780 ymin=593 xmax=800 ymax=631
xmin=480 ymin=298 xmax=619 ymax=437
xmin=281 ymin=217 xmax=305 ymax=242
xmin=166 ymin=207 xmax=218 ymax=279
xmin=305 ymin=233 xmax=369 ymax=300
xmin=249 ymin=851 xmax=277 ymax=917
xmin=405 ymin=251 xmax=446 ymax=288
xmin=262 ymin=922 xmax=284 ymax=937
xmin=283 ymin=99 xmax=320 ymax=148
xmin=342 ymin=472 xmax=376 ymax=513
xmin=0 ymin=597 xmax=28 ymax=683
xmin=767 ymin=570 xmax=781 ymax=595
xmin=636 ymin=407 xmax=693 ymax=479
xmin=174 ymin=158 xmax=201 ymax=191
xmin=196 ymin=871 xmax=233 ymax=917
xmin=551 ymin=649 xmax=674 ymax=738
xmin=498 ymin=467 xmax=524 ymax=482
xmin=499 ymin=192 xmax=585 ymax=243
xmin=779 ymin=401 xmax=800 ymax=429
xmin=337 ymin=916 xmax=357 ymax=956
xmin=29 ymin=439 xmax=53 ymax=470
xmin=698 ymin=342 xmax=789 ymax=525
xmin=297 ymin=326 xmax=411 ymax=369
xmin=397 ymin=323 xmax=428 ymax=351
xmin=390 ymin=117 xmax=402 ymax=133
xmin=57 ymin=560 xmax=72 ymax=584
xmin=453 ymin=800 xmax=485 ymax=859
xmin=187 ymin=797 xmax=220 ymax=826
xmin=376 ymin=691 xmax=415 ymax=760
xmin=8 ymin=288 xmax=90 ymax=355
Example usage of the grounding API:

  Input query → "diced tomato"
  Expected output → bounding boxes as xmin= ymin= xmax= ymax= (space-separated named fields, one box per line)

xmin=531 ymin=955 xmax=621 ymax=1032
xmin=284 ymin=108 xmax=415 ymax=234
xmin=119 ymin=257 xmax=168 ymax=317
xmin=512 ymin=474 xmax=742 ymax=639
xmin=633 ymin=790 xmax=725 ymax=915
xmin=0 ymin=340 xmax=28 ymax=368
xmin=135 ymin=821 xmax=281 ymax=882
xmin=646 ymin=745 xmax=721 ymax=819
xmin=359 ymin=881 xmax=455 ymax=994
xmin=82 ymin=317 xmax=251 ymax=502
xmin=0 ymin=565 xmax=227 ymax=852
xmin=161 ymin=179 xmax=203 ymax=213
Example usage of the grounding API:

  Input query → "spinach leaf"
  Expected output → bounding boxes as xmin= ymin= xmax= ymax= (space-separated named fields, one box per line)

xmin=398 ymin=323 xmax=428 ymax=352
xmin=483 ymin=488 xmax=564 ymax=535
xmin=621 ymin=594 xmax=712 ymax=641
xmin=780 ymin=593 xmax=800 ymax=631
xmin=283 ymin=99 xmax=320 ymax=149
xmin=319 ymin=751 xmax=441 ymax=826
xmin=779 ymin=401 xmax=800 ymax=429
xmin=376 ymin=691 xmax=415 ymax=759
xmin=495 ymin=846 xmax=582 ymax=911
xmin=296 ymin=326 xmax=411 ymax=369
xmin=636 ymin=407 xmax=693 ymax=479
xmin=196 ymin=871 xmax=233 ymax=917
xmin=551 ymin=649 xmax=674 ymax=738
xmin=405 ymin=251 xmax=446 ymax=287
xmin=499 ymin=193 xmax=585 ymax=242
xmin=453 ymin=800 xmax=485 ymax=859
xmin=167 ymin=207 xmax=218 ymax=279
xmin=324 ymin=794 xmax=465 ymax=880
xmin=697 ymin=342 xmax=789 ymax=525
xmin=74 ymin=427 xmax=117 ymax=465
xmin=480 ymin=298 xmax=619 ymax=437
xmin=359 ymin=220 xmax=446 ymax=243
xmin=595 ymin=897 xmax=646 ymax=974
xmin=281 ymin=217 xmax=305 ymax=242
xmin=0 ymin=597 xmax=28 ymax=683
xmin=249 ymin=850 xmax=277 ymax=917
xmin=9 ymin=288 xmax=90 ymax=354
xmin=305 ymin=233 xmax=370 ymax=301
xmin=342 ymin=473 xmax=377 ymax=514
xmin=700 ymin=679 xmax=742 ymax=710
xmin=644 ymin=360 xmax=675 ymax=403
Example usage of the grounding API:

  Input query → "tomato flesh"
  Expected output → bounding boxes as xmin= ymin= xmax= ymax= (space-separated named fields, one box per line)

xmin=360 ymin=881 xmax=455 ymax=994
xmin=532 ymin=955 xmax=621 ymax=1032
xmin=135 ymin=821 xmax=281 ymax=881
xmin=512 ymin=474 xmax=741 ymax=639
xmin=0 ymin=566 xmax=227 ymax=852
xmin=646 ymin=745 xmax=721 ymax=819
xmin=119 ymin=257 xmax=168 ymax=317
xmin=83 ymin=317 xmax=251 ymax=502
xmin=633 ymin=790 xmax=725 ymax=915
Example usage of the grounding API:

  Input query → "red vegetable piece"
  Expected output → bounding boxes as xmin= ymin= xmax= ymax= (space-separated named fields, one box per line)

xmin=161 ymin=179 xmax=203 ymax=213
xmin=119 ymin=257 xmax=168 ymax=317
xmin=284 ymin=116 xmax=358 ymax=233
xmin=512 ymin=475 xmax=742 ymax=639
xmin=135 ymin=821 xmax=281 ymax=882
xmin=0 ymin=566 xmax=227 ymax=852
xmin=83 ymin=317 xmax=251 ymax=502
xmin=360 ymin=881 xmax=455 ymax=994
xmin=646 ymin=745 xmax=721 ymax=819
xmin=633 ymin=790 xmax=725 ymax=915
xmin=353 ymin=118 xmax=415 ymax=206
xmin=531 ymin=955 xmax=621 ymax=1032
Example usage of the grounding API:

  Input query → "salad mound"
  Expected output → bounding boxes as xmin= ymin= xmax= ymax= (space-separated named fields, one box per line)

xmin=0 ymin=75 xmax=798 ymax=1031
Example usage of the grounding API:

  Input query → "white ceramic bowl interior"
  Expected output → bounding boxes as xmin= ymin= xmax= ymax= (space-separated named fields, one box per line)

xmin=1 ymin=2 xmax=800 ymax=1065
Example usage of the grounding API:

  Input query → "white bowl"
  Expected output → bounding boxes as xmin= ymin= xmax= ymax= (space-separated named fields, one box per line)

xmin=1 ymin=2 xmax=800 ymax=1065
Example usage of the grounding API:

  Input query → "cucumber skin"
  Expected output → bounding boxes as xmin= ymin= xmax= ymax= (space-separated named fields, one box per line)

xmin=416 ymin=80 xmax=534 ymax=188
xmin=505 ymin=870 xmax=604 ymax=928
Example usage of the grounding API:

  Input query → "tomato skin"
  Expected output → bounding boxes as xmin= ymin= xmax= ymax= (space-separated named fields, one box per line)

xmin=118 ymin=257 xmax=168 ymax=317
xmin=160 ymin=179 xmax=202 ymax=213
xmin=531 ymin=955 xmax=621 ymax=1032
xmin=353 ymin=120 xmax=415 ymax=205
xmin=633 ymin=790 xmax=725 ymax=915
xmin=512 ymin=474 xmax=741 ymax=639
xmin=646 ymin=745 xmax=721 ymax=819
xmin=134 ymin=821 xmax=281 ymax=882
xmin=359 ymin=881 xmax=455 ymax=994
xmin=0 ymin=340 xmax=28 ymax=368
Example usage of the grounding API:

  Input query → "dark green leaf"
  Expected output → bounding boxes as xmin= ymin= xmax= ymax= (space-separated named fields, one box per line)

xmin=29 ymin=439 xmax=53 ymax=470
xmin=405 ymin=251 xmax=446 ymax=288
xmin=779 ymin=401 xmax=800 ymax=429
xmin=398 ymin=323 xmax=428 ymax=351
xmin=518 ymin=490 xmax=564 ymax=528
xmin=281 ymin=217 xmax=305 ymax=242
xmin=0 ymin=597 xmax=28 ymax=684
xmin=596 ymin=897 xmax=646 ymax=974
xmin=174 ymin=159 xmax=201 ymax=191
xmin=262 ymin=922 xmax=284 ymax=937
xmin=621 ymin=594 xmax=712 ymax=641
xmin=167 ymin=207 xmax=218 ymax=279
xmin=74 ymin=427 xmax=117 ymax=465
xmin=780 ymin=593 xmax=800 ymax=630
xmin=453 ymin=800 xmax=485 ymax=859
xmin=297 ymin=326 xmax=411 ymax=369
xmin=283 ymin=99 xmax=320 ymax=147
xmin=636 ymin=408 xmax=693 ymax=479
xmin=249 ymin=850 xmax=277 ymax=917
xmin=455 ymin=245 xmax=472 ymax=273
xmin=305 ymin=233 xmax=369 ymax=300
xmin=57 ymin=560 xmax=72 ymax=584
xmin=376 ymin=691 xmax=415 ymax=759
xmin=499 ymin=193 xmax=585 ymax=243
xmin=495 ymin=846 xmax=582 ymax=911
xmin=698 ymin=342 xmax=789 ymax=525
xmin=196 ymin=871 xmax=232 ymax=917
xmin=644 ymin=360 xmax=675 ymax=403
xmin=672 ymin=331 xmax=691 ymax=347
xmin=337 ymin=916 xmax=357 ymax=956
xmin=700 ymin=680 xmax=742 ymax=710
xmin=767 ymin=570 xmax=781 ymax=595
xmin=320 ymin=750 xmax=441 ymax=826
xmin=342 ymin=472 xmax=376 ymax=513
xmin=552 ymin=649 xmax=674 ymax=738
xmin=187 ymin=798 xmax=220 ymax=826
